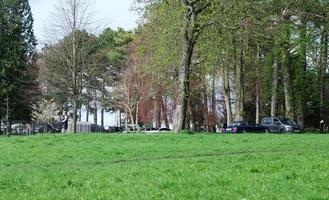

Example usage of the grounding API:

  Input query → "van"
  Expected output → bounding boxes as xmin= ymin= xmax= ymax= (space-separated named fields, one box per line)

xmin=261 ymin=117 xmax=301 ymax=133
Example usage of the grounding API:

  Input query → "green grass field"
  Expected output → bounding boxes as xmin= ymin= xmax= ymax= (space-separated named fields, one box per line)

xmin=0 ymin=133 xmax=328 ymax=200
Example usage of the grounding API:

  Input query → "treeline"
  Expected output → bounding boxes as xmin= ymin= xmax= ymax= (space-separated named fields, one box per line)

xmin=117 ymin=0 xmax=329 ymax=132
xmin=36 ymin=0 xmax=329 ymax=133
xmin=2 ymin=0 xmax=329 ymax=133
xmin=0 ymin=0 xmax=37 ymax=130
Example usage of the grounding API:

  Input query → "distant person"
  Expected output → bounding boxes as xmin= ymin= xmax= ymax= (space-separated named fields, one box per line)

xmin=61 ymin=111 xmax=68 ymax=133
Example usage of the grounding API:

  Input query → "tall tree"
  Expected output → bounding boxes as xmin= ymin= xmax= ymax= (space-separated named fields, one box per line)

xmin=46 ymin=0 xmax=96 ymax=132
xmin=0 ymin=0 xmax=37 ymax=133
xmin=173 ymin=0 xmax=211 ymax=132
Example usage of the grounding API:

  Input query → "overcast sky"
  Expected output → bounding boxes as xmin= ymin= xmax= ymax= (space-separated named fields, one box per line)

xmin=30 ymin=0 xmax=139 ymax=48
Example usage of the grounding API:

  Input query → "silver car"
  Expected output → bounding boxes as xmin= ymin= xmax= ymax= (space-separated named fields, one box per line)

xmin=261 ymin=117 xmax=301 ymax=133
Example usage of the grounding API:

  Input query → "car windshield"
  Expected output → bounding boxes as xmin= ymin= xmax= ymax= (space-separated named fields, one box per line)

xmin=229 ymin=121 xmax=242 ymax=126
xmin=280 ymin=118 xmax=295 ymax=125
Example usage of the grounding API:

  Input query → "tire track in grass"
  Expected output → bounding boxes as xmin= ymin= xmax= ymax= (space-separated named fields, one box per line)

xmin=1 ymin=148 xmax=325 ymax=168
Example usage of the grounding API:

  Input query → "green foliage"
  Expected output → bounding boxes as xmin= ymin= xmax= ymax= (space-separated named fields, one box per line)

xmin=98 ymin=28 xmax=134 ymax=71
xmin=0 ymin=134 xmax=328 ymax=199
xmin=133 ymin=1 xmax=184 ymax=96
xmin=0 ymin=0 xmax=37 ymax=121
xmin=93 ymin=28 xmax=135 ymax=110
xmin=136 ymin=0 xmax=329 ymax=128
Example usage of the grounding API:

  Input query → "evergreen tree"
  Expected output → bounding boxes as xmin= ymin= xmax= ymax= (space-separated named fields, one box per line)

xmin=0 ymin=0 xmax=37 ymax=128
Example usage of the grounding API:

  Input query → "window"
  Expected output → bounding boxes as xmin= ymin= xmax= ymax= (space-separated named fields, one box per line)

xmin=273 ymin=119 xmax=280 ymax=125
xmin=263 ymin=119 xmax=271 ymax=125
xmin=280 ymin=118 xmax=295 ymax=125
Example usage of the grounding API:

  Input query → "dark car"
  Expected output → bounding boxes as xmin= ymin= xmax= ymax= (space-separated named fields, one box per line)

xmin=106 ymin=126 xmax=124 ymax=133
xmin=34 ymin=123 xmax=60 ymax=133
xmin=261 ymin=117 xmax=301 ymax=133
xmin=158 ymin=128 xmax=171 ymax=132
xmin=223 ymin=121 xmax=269 ymax=133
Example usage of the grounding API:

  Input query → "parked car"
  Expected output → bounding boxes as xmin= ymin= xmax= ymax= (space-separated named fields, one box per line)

xmin=106 ymin=126 xmax=124 ymax=133
xmin=261 ymin=117 xmax=301 ymax=133
xmin=146 ymin=127 xmax=171 ymax=133
xmin=158 ymin=128 xmax=171 ymax=132
xmin=11 ymin=124 xmax=30 ymax=135
xmin=34 ymin=123 xmax=60 ymax=133
xmin=223 ymin=121 xmax=269 ymax=133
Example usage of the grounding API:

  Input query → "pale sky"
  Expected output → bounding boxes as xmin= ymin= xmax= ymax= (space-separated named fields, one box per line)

xmin=30 ymin=0 xmax=139 ymax=48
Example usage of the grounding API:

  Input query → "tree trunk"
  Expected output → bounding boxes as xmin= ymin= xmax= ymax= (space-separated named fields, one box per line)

xmin=154 ymin=92 xmax=162 ymax=128
xmin=297 ymin=18 xmax=307 ymax=130
xmin=319 ymin=28 xmax=328 ymax=121
xmin=173 ymin=44 xmax=194 ymax=132
xmin=125 ymin=109 xmax=128 ymax=132
xmin=203 ymin=85 xmax=209 ymax=131
xmin=281 ymin=21 xmax=294 ymax=119
xmin=173 ymin=30 xmax=196 ymax=132
xmin=101 ymin=80 xmax=105 ymax=127
xmin=255 ymin=45 xmax=261 ymax=124
xmin=72 ymin=96 xmax=78 ymax=133
xmin=185 ymin=107 xmax=191 ymax=130
xmin=162 ymin=96 xmax=169 ymax=129
xmin=78 ymin=107 xmax=81 ymax=122
xmin=101 ymin=108 xmax=104 ymax=127
xmin=173 ymin=1 xmax=199 ymax=132
xmin=8 ymin=121 xmax=12 ymax=135
xmin=93 ymin=90 xmax=97 ymax=125
xmin=72 ymin=23 xmax=78 ymax=133
xmin=255 ymin=67 xmax=260 ymax=124
xmin=189 ymin=102 xmax=196 ymax=132
xmin=86 ymin=104 xmax=89 ymax=122
xmin=116 ymin=110 xmax=121 ymax=127
xmin=211 ymin=74 xmax=217 ymax=132
xmin=235 ymin=40 xmax=245 ymax=121
xmin=223 ymin=66 xmax=232 ymax=125
xmin=135 ymin=101 xmax=139 ymax=132
xmin=271 ymin=60 xmax=278 ymax=117
xmin=130 ymin=111 xmax=135 ymax=132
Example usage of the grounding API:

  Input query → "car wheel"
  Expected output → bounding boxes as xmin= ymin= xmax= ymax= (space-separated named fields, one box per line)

xmin=265 ymin=129 xmax=270 ymax=133
xmin=279 ymin=128 xmax=285 ymax=133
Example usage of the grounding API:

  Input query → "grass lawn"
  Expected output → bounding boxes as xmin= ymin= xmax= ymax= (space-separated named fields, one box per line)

xmin=0 ymin=133 xmax=328 ymax=200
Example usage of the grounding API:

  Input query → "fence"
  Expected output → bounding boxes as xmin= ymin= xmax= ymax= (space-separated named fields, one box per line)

xmin=69 ymin=122 xmax=105 ymax=133
xmin=68 ymin=122 xmax=91 ymax=133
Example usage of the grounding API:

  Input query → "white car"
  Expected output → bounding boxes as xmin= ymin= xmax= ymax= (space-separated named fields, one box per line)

xmin=146 ymin=128 xmax=171 ymax=133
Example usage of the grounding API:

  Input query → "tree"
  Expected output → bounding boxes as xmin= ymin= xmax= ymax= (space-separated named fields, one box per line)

xmin=112 ymin=64 xmax=151 ymax=132
xmin=0 ymin=0 xmax=37 ymax=134
xmin=96 ymin=28 xmax=135 ymax=126
xmin=46 ymin=0 xmax=97 ymax=132
xmin=172 ymin=0 xmax=211 ymax=132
